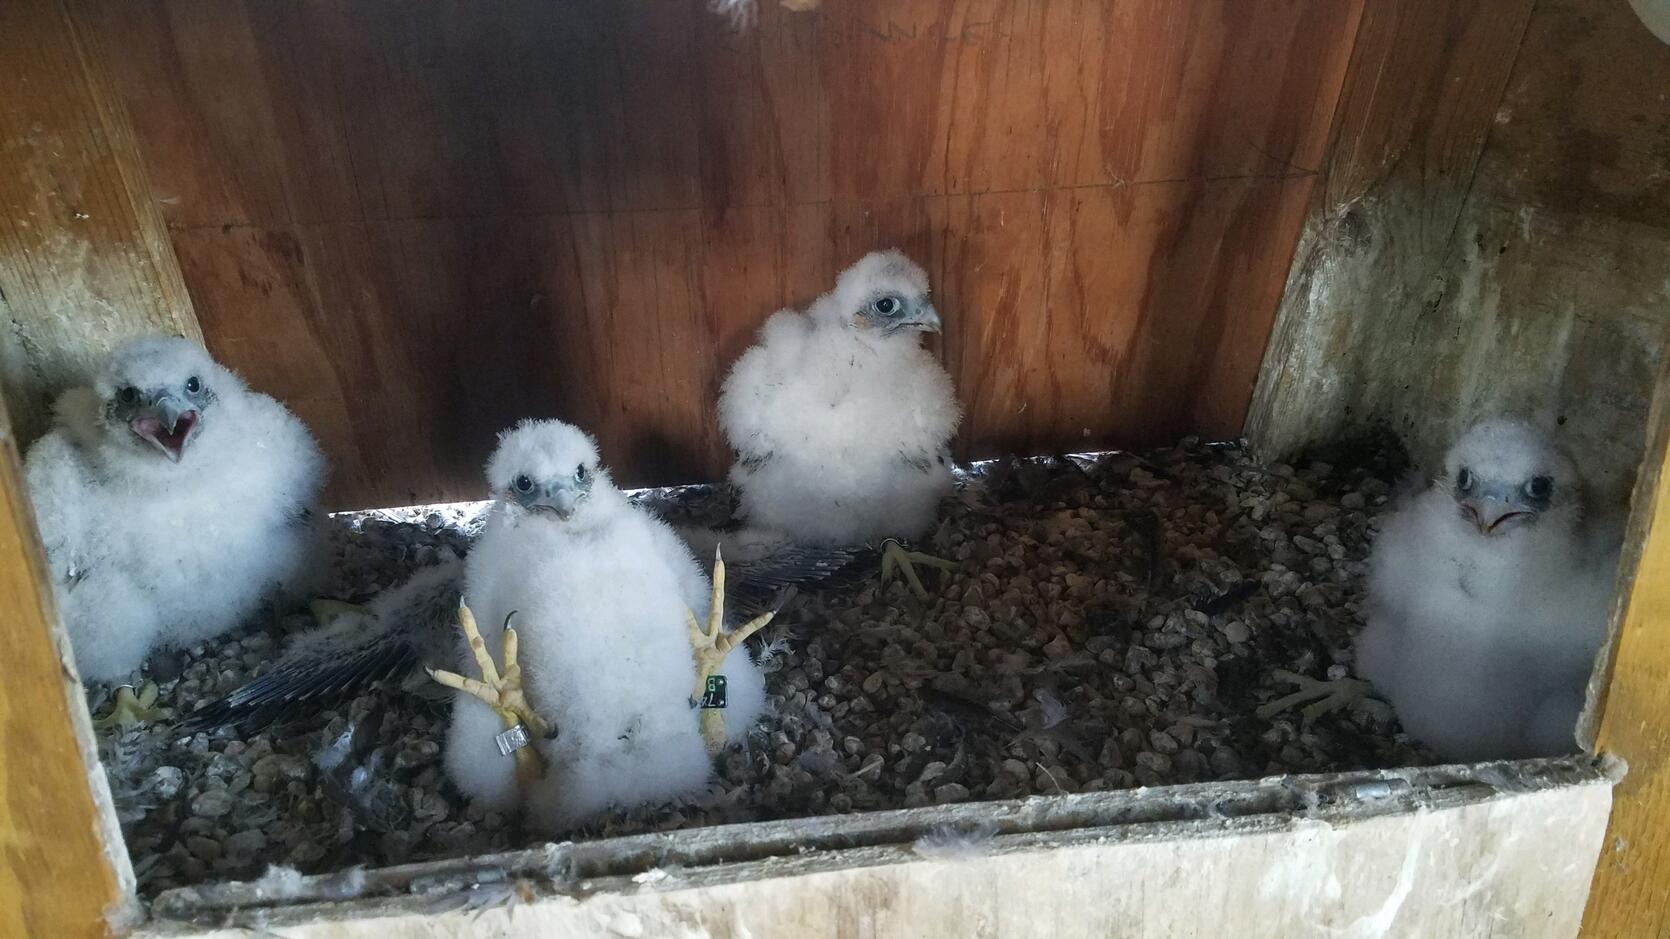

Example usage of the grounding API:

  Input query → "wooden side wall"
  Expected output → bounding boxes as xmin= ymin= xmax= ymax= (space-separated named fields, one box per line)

xmin=0 ymin=0 xmax=202 ymax=445
xmin=0 ymin=392 xmax=129 ymax=935
xmin=1248 ymin=0 xmax=1670 ymax=509
xmin=80 ymin=0 xmax=1364 ymax=508
xmin=1583 ymin=359 xmax=1670 ymax=935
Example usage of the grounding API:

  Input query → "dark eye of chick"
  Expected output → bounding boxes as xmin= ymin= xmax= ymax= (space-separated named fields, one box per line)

xmin=872 ymin=297 xmax=898 ymax=316
xmin=1525 ymin=476 xmax=1553 ymax=500
xmin=575 ymin=464 xmax=588 ymax=482
xmin=513 ymin=474 xmax=534 ymax=494
xmin=1456 ymin=467 xmax=1474 ymax=492
xmin=185 ymin=376 xmax=202 ymax=394
xmin=117 ymin=386 xmax=139 ymax=404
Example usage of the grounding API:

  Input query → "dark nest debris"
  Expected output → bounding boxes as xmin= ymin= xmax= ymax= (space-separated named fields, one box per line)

xmin=88 ymin=436 xmax=1432 ymax=900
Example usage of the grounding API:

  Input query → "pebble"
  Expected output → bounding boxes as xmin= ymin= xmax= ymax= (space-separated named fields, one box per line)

xmin=150 ymin=766 xmax=185 ymax=800
xmin=253 ymin=754 xmax=309 ymax=781
xmin=1043 ymin=635 xmax=1074 ymax=659
xmin=191 ymin=791 xmax=233 ymax=818
xmin=224 ymin=830 xmax=267 ymax=857
xmin=186 ymin=836 xmax=221 ymax=862
xmin=933 ymin=783 xmax=970 ymax=804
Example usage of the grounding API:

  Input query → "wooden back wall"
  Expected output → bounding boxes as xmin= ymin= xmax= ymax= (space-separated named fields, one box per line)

xmin=87 ymin=0 xmax=1362 ymax=508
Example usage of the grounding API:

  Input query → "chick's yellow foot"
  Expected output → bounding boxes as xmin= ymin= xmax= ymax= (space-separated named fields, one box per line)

xmin=1256 ymin=669 xmax=1374 ymax=722
xmin=879 ymin=538 xmax=956 ymax=600
xmin=93 ymin=681 xmax=168 ymax=730
xmin=308 ymin=598 xmax=367 ymax=626
xmin=688 ymin=546 xmax=775 ymax=754
xmin=427 ymin=602 xmax=554 ymax=785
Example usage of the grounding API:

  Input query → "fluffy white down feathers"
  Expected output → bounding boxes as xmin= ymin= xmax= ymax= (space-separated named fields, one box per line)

xmin=444 ymin=420 xmax=765 ymax=830
xmin=719 ymin=250 xmax=960 ymax=545
xmin=23 ymin=336 xmax=325 ymax=683
xmin=1354 ymin=418 xmax=1619 ymax=761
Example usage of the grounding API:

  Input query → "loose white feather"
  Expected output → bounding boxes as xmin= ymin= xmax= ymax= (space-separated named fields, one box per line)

xmin=912 ymin=822 xmax=999 ymax=861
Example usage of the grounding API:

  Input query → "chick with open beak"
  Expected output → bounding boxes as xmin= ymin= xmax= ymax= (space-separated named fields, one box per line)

xmin=126 ymin=389 xmax=200 ymax=457
xmin=118 ymin=382 xmax=206 ymax=461
xmin=23 ymin=334 xmax=325 ymax=686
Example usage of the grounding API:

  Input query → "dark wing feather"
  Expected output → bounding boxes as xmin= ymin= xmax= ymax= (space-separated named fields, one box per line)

xmin=176 ymin=560 xmax=462 ymax=735
xmin=899 ymin=451 xmax=933 ymax=474
xmin=726 ymin=542 xmax=873 ymax=616
xmin=176 ymin=629 xmax=416 ymax=735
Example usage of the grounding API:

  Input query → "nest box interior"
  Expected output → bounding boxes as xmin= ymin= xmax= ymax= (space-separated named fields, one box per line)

xmin=1 ymin=1 xmax=1668 ymax=937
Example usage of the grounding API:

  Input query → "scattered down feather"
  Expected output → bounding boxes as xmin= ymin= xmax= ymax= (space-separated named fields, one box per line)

xmin=24 ymin=336 xmax=324 ymax=683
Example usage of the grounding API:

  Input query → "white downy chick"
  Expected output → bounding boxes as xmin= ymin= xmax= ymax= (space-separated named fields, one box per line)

xmin=443 ymin=420 xmax=765 ymax=830
xmin=1355 ymin=417 xmax=1620 ymax=762
xmin=718 ymin=249 xmax=961 ymax=547
xmin=23 ymin=336 xmax=325 ymax=684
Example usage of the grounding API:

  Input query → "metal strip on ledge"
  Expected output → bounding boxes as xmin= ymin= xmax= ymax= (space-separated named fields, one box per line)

xmin=328 ymin=447 xmax=1200 ymax=525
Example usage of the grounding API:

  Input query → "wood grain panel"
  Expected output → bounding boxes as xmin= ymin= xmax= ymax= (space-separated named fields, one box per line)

xmin=1583 ymin=360 xmax=1670 ymax=937
xmin=0 ymin=387 xmax=127 ymax=937
xmin=84 ymin=0 xmax=1364 ymax=507
xmin=1247 ymin=0 xmax=1670 ymax=510
xmin=1244 ymin=0 xmax=1539 ymax=462
xmin=1477 ymin=0 xmax=1670 ymax=229
xmin=0 ymin=0 xmax=201 ymax=444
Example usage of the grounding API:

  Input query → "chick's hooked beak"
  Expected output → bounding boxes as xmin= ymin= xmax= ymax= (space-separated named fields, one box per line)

xmin=516 ymin=479 xmax=587 ymax=520
xmin=905 ymin=303 xmax=942 ymax=334
xmin=1458 ymin=486 xmax=1535 ymax=537
xmin=130 ymin=394 xmax=200 ymax=462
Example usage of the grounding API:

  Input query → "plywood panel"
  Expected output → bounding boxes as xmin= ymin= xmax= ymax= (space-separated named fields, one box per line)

xmin=1476 ymin=1 xmax=1670 ymax=229
xmin=941 ymin=176 xmax=1315 ymax=459
xmin=0 ymin=387 xmax=130 ymax=937
xmin=1583 ymin=362 xmax=1670 ymax=937
xmin=0 ymin=0 xmax=201 ymax=444
xmin=1245 ymin=0 xmax=1537 ymax=463
xmin=85 ymin=0 xmax=1364 ymax=507
xmin=1247 ymin=0 xmax=1670 ymax=508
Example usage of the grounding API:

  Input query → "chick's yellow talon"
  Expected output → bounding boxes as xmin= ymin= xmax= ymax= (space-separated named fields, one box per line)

xmin=93 ymin=681 xmax=169 ymax=729
xmin=1256 ymin=669 xmax=1375 ymax=722
xmin=428 ymin=603 xmax=553 ymax=784
xmin=879 ymin=538 xmax=954 ymax=599
xmin=688 ymin=546 xmax=774 ymax=754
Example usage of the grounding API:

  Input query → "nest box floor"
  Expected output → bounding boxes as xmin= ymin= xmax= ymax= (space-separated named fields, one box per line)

xmin=89 ymin=437 xmax=1435 ymax=900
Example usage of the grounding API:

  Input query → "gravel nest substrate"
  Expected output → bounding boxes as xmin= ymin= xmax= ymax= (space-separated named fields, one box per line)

xmin=88 ymin=436 xmax=1433 ymax=900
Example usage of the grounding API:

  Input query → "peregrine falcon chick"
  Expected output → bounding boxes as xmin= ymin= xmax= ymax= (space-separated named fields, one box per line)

xmin=442 ymin=420 xmax=766 ymax=831
xmin=1354 ymin=417 xmax=1621 ymax=761
xmin=23 ymin=336 xmax=325 ymax=684
xmin=715 ymin=250 xmax=961 ymax=592
xmin=719 ymin=249 xmax=959 ymax=545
